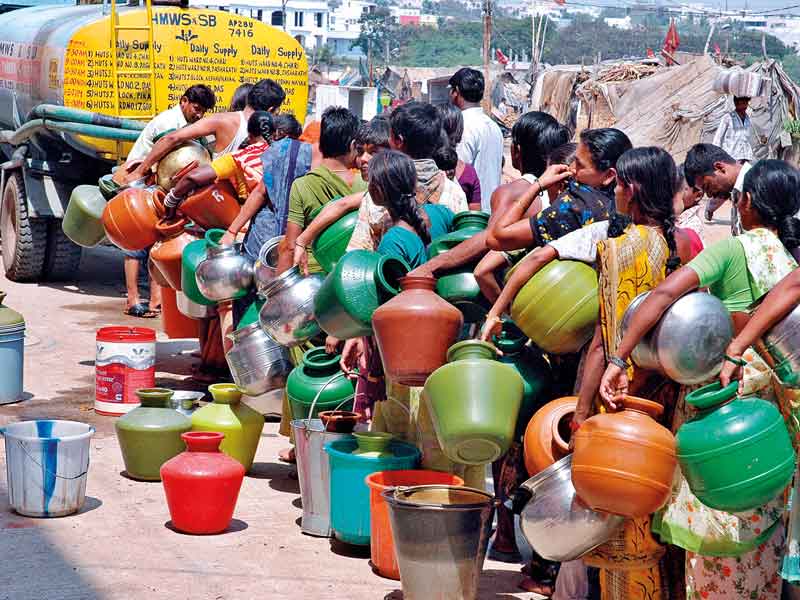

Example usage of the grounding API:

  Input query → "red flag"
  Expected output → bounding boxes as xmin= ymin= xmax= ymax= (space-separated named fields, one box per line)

xmin=553 ymin=0 xmax=565 ymax=4
xmin=714 ymin=43 xmax=721 ymax=56
xmin=495 ymin=48 xmax=509 ymax=65
xmin=663 ymin=19 xmax=680 ymax=54
xmin=646 ymin=48 xmax=655 ymax=58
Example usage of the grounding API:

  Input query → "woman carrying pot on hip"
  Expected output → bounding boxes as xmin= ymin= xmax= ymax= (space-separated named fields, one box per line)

xmin=599 ymin=159 xmax=800 ymax=600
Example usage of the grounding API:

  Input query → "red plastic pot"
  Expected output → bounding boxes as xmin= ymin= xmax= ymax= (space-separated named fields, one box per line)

xmin=160 ymin=431 xmax=245 ymax=534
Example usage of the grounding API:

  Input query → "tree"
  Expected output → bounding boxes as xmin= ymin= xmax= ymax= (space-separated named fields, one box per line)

xmin=352 ymin=6 xmax=401 ymax=60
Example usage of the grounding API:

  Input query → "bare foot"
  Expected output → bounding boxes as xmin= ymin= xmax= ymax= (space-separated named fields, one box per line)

xmin=518 ymin=577 xmax=553 ymax=597
xmin=278 ymin=447 xmax=296 ymax=463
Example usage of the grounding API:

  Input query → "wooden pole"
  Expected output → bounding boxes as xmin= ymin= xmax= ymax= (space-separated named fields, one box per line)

xmin=482 ymin=0 xmax=492 ymax=112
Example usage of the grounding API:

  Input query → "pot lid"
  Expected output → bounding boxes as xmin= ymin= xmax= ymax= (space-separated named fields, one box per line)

xmin=0 ymin=292 xmax=24 ymax=328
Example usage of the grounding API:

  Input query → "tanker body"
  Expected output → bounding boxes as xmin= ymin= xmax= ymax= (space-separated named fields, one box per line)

xmin=0 ymin=2 xmax=308 ymax=281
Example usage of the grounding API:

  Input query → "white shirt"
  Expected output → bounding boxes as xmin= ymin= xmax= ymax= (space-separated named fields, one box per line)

xmin=456 ymin=106 xmax=503 ymax=212
xmin=730 ymin=161 xmax=752 ymax=236
xmin=713 ymin=110 xmax=754 ymax=161
xmin=548 ymin=220 xmax=610 ymax=264
xmin=126 ymin=104 xmax=187 ymax=162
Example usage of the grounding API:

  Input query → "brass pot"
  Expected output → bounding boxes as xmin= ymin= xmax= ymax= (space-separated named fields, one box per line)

xmin=156 ymin=141 xmax=211 ymax=191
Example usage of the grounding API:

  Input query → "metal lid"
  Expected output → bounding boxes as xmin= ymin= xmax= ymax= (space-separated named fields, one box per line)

xmin=0 ymin=291 xmax=24 ymax=329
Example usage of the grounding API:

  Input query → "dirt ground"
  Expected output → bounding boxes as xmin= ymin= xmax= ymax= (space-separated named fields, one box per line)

xmin=0 ymin=244 xmax=544 ymax=600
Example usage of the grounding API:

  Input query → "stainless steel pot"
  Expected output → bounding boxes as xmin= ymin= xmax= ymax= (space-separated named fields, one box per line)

xmin=620 ymin=291 xmax=733 ymax=385
xmin=258 ymin=266 xmax=324 ymax=347
xmin=175 ymin=290 xmax=217 ymax=319
xmin=156 ymin=140 xmax=211 ymax=191
xmin=510 ymin=455 xmax=624 ymax=562
xmin=758 ymin=302 xmax=800 ymax=385
xmin=195 ymin=242 xmax=254 ymax=302
xmin=619 ymin=291 xmax=659 ymax=371
xmin=254 ymin=235 xmax=284 ymax=295
xmin=225 ymin=323 xmax=292 ymax=397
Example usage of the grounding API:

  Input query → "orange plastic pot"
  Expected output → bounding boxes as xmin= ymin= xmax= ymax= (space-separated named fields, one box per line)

xmin=523 ymin=396 xmax=576 ymax=476
xmin=571 ymin=396 xmax=676 ymax=518
xmin=161 ymin=287 xmax=199 ymax=339
xmin=177 ymin=181 xmax=241 ymax=230
xmin=101 ymin=186 xmax=164 ymax=251
xmin=150 ymin=218 xmax=197 ymax=290
xmin=366 ymin=470 xmax=464 ymax=580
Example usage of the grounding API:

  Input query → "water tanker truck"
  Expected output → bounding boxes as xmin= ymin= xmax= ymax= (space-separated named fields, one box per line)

xmin=0 ymin=1 xmax=308 ymax=281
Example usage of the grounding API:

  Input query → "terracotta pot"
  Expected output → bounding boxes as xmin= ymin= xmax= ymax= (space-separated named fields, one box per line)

xmin=101 ymin=186 xmax=164 ymax=251
xmin=160 ymin=431 xmax=245 ymax=534
xmin=177 ymin=181 xmax=241 ymax=230
xmin=523 ymin=396 xmax=575 ymax=476
xmin=319 ymin=410 xmax=360 ymax=433
xmin=571 ymin=396 xmax=676 ymax=518
xmin=150 ymin=219 xmax=197 ymax=290
xmin=372 ymin=276 xmax=463 ymax=386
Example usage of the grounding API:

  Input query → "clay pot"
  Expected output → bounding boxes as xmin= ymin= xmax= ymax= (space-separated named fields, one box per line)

xmin=523 ymin=396 xmax=576 ymax=476
xmin=372 ymin=276 xmax=463 ymax=386
xmin=177 ymin=181 xmax=241 ymax=230
xmin=150 ymin=219 xmax=198 ymax=290
xmin=101 ymin=186 xmax=164 ymax=251
xmin=571 ymin=396 xmax=676 ymax=518
xmin=160 ymin=432 xmax=246 ymax=534
xmin=319 ymin=410 xmax=360 ymax=433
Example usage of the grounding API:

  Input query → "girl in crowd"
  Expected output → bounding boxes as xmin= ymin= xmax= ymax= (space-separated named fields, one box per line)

xmin=600 ymin=159 xmax=800 ymax=599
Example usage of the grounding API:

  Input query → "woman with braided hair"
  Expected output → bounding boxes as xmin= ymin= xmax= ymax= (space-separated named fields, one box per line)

xmin=368 ymin=149 xmax=453 ymax=268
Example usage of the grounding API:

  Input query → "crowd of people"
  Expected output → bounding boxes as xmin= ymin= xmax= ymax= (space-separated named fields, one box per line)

xmin=112 ymin=69 xmax=800 ymax=600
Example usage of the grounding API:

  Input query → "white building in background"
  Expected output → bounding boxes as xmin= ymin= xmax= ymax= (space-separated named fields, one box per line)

xmin=604 ymin=16 xmax=632 ymax=30
xmin=192 ymin=0 xmax=330 ymax=49
xmin=327 ymin=0 xmax=377 ymax=57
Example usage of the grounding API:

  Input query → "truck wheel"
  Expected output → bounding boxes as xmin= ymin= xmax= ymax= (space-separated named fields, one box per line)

xmin=43 ymin=222 xmax=82 ymax=281
xmin=0 ymin=171 xmax=47 ymax=282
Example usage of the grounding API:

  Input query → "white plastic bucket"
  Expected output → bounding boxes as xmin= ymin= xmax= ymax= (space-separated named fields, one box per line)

xmin=3 ymin=420 xmax=94 ymax=517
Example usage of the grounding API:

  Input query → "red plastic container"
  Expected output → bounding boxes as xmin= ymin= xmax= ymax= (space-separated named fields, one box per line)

xmin=161 ymin=287 xmax=199 ymax=339
xmin=95 ymin=326 xmax=156 ymax=416
xmin=160 ymin=432 xmax=246 ymax=534
xmin=366 ymin=470 xmax=464 ymax=579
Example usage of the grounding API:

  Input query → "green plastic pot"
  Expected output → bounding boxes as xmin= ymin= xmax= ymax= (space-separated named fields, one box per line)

xmin=435 ymin=272 xmax=490 ymax=323
xmin=314 ymin=250 xmax=408 ymax=339
xmin=311 ymin=202 xmax=359 ymax=273
xmin=115 ymin=388 xmax=191 ymax=481
xmin=287 ymin=347 xmax=355 ymax=421
xmin=494 ymin=321 xmax=552 ymax=441
xmin=424 ymin=340 xmax=523 ymax=465
xmin=676 ymin=381 xmax=795 ymax=512
xmin=62 ymin=185 xmax=107 ymax=248
xmin=511 ymin=259 xmax=599 ymax=355
xmin=427 ymin=211 xmax=489 ymax=260
xmin=181 ymin=236 xmax=216 ymax=306
xmin=191 ymin=383 xmax=265 ymax=472
xmin=238 ymin=298 xmax=265 ymax=330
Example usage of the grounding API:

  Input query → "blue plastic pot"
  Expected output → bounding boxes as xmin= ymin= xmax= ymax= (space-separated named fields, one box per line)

xmin=324 ymin=438 xmax=420 ymax=545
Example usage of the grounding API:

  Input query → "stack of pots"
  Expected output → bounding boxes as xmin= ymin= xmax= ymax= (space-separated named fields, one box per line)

xmin=427 ymin=211 xmax=491 ymax=322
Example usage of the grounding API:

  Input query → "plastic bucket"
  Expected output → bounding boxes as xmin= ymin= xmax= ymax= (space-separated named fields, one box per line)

xmin=366 ymin=470 xmax=464 ymax=579
xmin=325 ymin=438 xmax=420 ymax=546
xmin=383 ymin=485 xmax=497 ymax=600
xmin=291 ymin=419 xmax=352 ymax=537
xmin=95 ymin=326 xmax=155 ymax=416
xmin=0 ymin=324 xmax=24 ymax=404
xmin=3 ymin=420 xmax=94 ymax=517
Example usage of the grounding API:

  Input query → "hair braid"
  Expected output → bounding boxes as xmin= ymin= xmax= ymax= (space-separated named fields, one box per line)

xmin=397 ymin=193 xmax=431 ymax=245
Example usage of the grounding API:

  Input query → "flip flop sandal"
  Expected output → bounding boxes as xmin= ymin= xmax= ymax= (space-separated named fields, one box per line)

xmin=125 ymin=303 xmax=158 ymax=318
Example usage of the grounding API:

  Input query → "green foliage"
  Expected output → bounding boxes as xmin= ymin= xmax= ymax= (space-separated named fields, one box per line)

xmin=784 ymin=118 xmax=800 ymax=137
xmin=369 ymin=15 xmax=796 ymax=67
xmin=352 ymin=6 xmax=401 ymax=58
